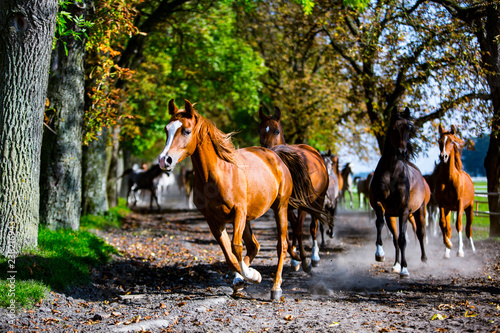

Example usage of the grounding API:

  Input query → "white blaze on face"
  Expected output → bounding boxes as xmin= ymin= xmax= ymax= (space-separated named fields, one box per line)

xmin=159 ymin=120 xmax=182 ymax=162
xmin=266 ymin=126 xmax=270 ymax=133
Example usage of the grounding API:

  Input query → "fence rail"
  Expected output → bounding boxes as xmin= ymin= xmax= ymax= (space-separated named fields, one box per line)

xmin=474 ymin=191 xmax=500 ymax=217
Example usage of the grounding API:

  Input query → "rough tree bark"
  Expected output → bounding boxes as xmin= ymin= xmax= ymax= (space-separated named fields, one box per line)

xmin=82 ymin=128 xmax=109 ymax=215
xmin=40 ymin=1 xmax=88 ymax=230
xmin=0 ymin=0 xmax=58 ymax=256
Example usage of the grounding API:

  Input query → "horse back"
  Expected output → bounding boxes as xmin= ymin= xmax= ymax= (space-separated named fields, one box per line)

xmin=288 ymin=144 xmax=329 ymax=196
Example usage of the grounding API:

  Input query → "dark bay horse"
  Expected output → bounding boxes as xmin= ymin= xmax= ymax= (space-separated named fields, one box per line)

xmin=435 ymin=125 xmax=476 ymax=258
xmin=423 ymin=164 xmax=440 ymax=238
xmin=158 ymin=99 xmax=316 ymax=300
xmin=369 ymin=107 xmax=430 ymax=277
xmin=121 ymin=164 xmax=164 ymax=210
xmin=258 ymin=106 xmax=330 ymax=271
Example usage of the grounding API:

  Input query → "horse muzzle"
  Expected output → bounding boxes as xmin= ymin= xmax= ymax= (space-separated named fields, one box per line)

xmin=439 ymin=153 xmax=449 ymax=163
xmin=158 ymin=155 xmax=175 ymax=175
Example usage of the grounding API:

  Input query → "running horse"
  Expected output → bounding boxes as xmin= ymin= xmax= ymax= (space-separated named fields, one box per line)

xmin=369 ymin=107 xmax=430 ymax=277
xmin=434 ymin=125 xmax=476 ymax=258
xmin=158 ymin=99 xmax=315 ymax=300
xmin=258 ymin=106 xmax=330 ymax=271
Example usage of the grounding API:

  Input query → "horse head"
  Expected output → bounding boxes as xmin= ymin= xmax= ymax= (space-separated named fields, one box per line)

xmin=158 ymin=99 xmax=199 ymax=174
xmin=258 ymin=106 xmax=285 ymax=148
xmin=388 ymin=107 xmax=414 ymax=160
xmin=438 ymin=124 xmax=464 ymax=164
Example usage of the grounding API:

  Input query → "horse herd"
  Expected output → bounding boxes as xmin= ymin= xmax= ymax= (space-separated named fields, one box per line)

xmin=127 ymin=99 xmax=474 ymax=300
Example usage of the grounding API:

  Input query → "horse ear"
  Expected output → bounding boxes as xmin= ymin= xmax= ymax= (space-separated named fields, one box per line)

xmin=403 ymin=107 xmax=410 ymax=118
xmin=450 ymin=125 xmax=456 ymax=135
xmin=274 ymin=106 xmax=281 ymax=120
xmin=184 ymin=100 xmax=195 ymax=117
xmin=168 ymin=99 xmax=179 ymax=115
xmin=258 ymin=107 xmax=268 ymax=121
xmin=438 ymin=124 xmax=444 ymax=136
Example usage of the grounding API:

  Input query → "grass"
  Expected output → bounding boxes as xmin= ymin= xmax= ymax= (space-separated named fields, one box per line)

xmin=0 ymin=198 xmax=130 ymax=309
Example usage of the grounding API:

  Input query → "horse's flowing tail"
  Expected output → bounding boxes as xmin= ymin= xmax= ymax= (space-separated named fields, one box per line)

xmin=272 ymin=145 xmax=331 ymax=228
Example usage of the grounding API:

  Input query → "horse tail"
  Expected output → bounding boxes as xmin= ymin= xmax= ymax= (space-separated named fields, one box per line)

xmin=272 ymin=145 xmax=331 ymax=228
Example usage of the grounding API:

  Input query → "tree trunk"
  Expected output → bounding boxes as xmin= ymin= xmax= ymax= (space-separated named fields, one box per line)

xmin=477 ymin=8 xmax=500 ymax=237
xmin=0 ymin=0 xmax=58 ymax=256
xmin=40 ymin=1 xmax=88 ymax=230
xmin=82 ymin=128 xmax=109 ymax=215
xmin=106 ymin=125 xmax=120 ymax=208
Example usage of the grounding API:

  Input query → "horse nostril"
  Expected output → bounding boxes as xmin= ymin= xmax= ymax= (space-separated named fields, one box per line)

xmin=166 ymin=156 xmax=173 ymax=165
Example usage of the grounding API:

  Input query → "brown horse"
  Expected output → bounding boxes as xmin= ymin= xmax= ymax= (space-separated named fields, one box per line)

xmin=369 ymin=107 xmax=430 ymax=277
xmin=356 ymin=172 xmax=374 ymax=210
xmin=158 ymin=99 xmax=316 ymax=300
xmin=434 ymin=125 xmax=476 ymax=258
xmin=258 ymin=106 xmax=329 ymax=271
xmin=340 ymin=163 xmax=354 ymax=208
xmin=423 ymin=164 xmax=440 ymax=238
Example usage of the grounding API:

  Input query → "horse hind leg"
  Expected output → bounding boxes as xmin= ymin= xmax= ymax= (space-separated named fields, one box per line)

xmin=271 ymin=205 xmax=289 ymax=300
xmin=310 ymin=215 xmax=320 ymax=267
xmin=414 ymin=206 xmax=427 ymax=263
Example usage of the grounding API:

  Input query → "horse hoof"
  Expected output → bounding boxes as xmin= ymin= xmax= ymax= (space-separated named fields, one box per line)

xmin=311 ymin=260 xmax=320 ymax=268
xmin=233 ymin=282 xmax=244 ymax=293
xmin=302 ymin=261 xmax=312 ymax=273
xmin=457 ymin=251 xmax=464 ymax=258
xmin=270 ymin=289 xmax=282 ymax=301
xmin=392 ymin=263 xmax=401 ymax=273
xmin=375 ymin=255 xmax=385 ymax=262
xmin=400 ymin=268 xmax=410 ymax=278
xmin=443 ymin=253 xmax=451 ymax=259
xmin=290 ymin=259 xmax=301 ymax=272
xmin=251 ymin=270 xmax=262 ymax=284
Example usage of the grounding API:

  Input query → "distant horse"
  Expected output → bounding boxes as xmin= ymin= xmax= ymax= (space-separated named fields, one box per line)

xmin=423 ymin=164 xmax=440 ymax=237
xmin=356 ymin=172 xmax=374 ymax=210
xmin=340 ymin=163 xmax=355 ymax=208
xmin=434 ymin=125 xmax=476 ymax=258
xmin=258 ymin=106 xmax=330 ymax=271
xmin=319 ymin=151 xmax=340 ymax=248
xmin=369 ymin=107 xmax=430 ymax=277
xmin=121 ymin=164 xmax=164 ymax=210
xmin=180 ymin=166 xmax=195 ymax=209
xmin=158 ymin=99 xmax=318 ymax=300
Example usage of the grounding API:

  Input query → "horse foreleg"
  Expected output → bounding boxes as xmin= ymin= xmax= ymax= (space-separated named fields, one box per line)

xmin=271 ymin=205 xmax=289 ymax=300
xmin=439 ymin=207 xmax=452 ymax=258
xmin=386 ymin=216 xmax=400 ymax=273
xmin=398 ymin=209 xmax=410 ymax=277
xmin=206 ymin=220 xmax=242 ymax=290
xmin=232 ymin=209 xmax=261 ymax=285
xmin=374 ymin=203 xmax=386 ymax=262
xmin=456 ymin=202 xmax=465 ymax=257
xmin=242 ymin=222 xmax=260 ymax=267
xmin=414 ymin=206 xmax=427 ymax=263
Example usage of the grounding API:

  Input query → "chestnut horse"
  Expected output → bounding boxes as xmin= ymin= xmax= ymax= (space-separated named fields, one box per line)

xmin=369 ymin=107 xmax=430 ymax=277
xmin=435 ymin=125 xmax=476 ymax=258
xmin=258 ymin=106 xmax=329 ymax=271
xmin=356 ymin=172 xmax=374 ymax=210
xmin=158 ymin=99 xmax=315 ymax=300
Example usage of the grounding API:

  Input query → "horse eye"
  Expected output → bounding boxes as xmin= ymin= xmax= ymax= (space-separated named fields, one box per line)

xmin=275 ymin=129 xmax=280 ymax=135
xmin=183 ymin=129 xmax=191 ymax=136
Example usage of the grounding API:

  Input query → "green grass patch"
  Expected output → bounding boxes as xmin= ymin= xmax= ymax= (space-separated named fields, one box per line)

xmin=80 ymin=197 xmax=130 ymax=231
xmin=0 ymin=221 xmax=122 ymax=308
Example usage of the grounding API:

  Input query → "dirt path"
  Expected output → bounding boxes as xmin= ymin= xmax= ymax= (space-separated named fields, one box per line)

xmin=2 ymin=209 xmax=499 ymax=332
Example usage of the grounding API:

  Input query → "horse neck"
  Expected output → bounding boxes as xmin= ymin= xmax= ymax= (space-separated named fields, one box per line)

xmin=379 ymin=144 xmax=400 ymax=171
xmin=443 ymin=148 xmax=460 ymax=181
xmin=191 ymin=137 xmax=226 ymax=184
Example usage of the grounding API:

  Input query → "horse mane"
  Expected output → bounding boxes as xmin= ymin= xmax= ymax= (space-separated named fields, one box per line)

xmin=192 ymin=111 xmax=237 ymax=165
xmin=448 ymin=134 xmax=464 ymax=171
xmin=387 ymin=110 xmax=418 ymax=161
